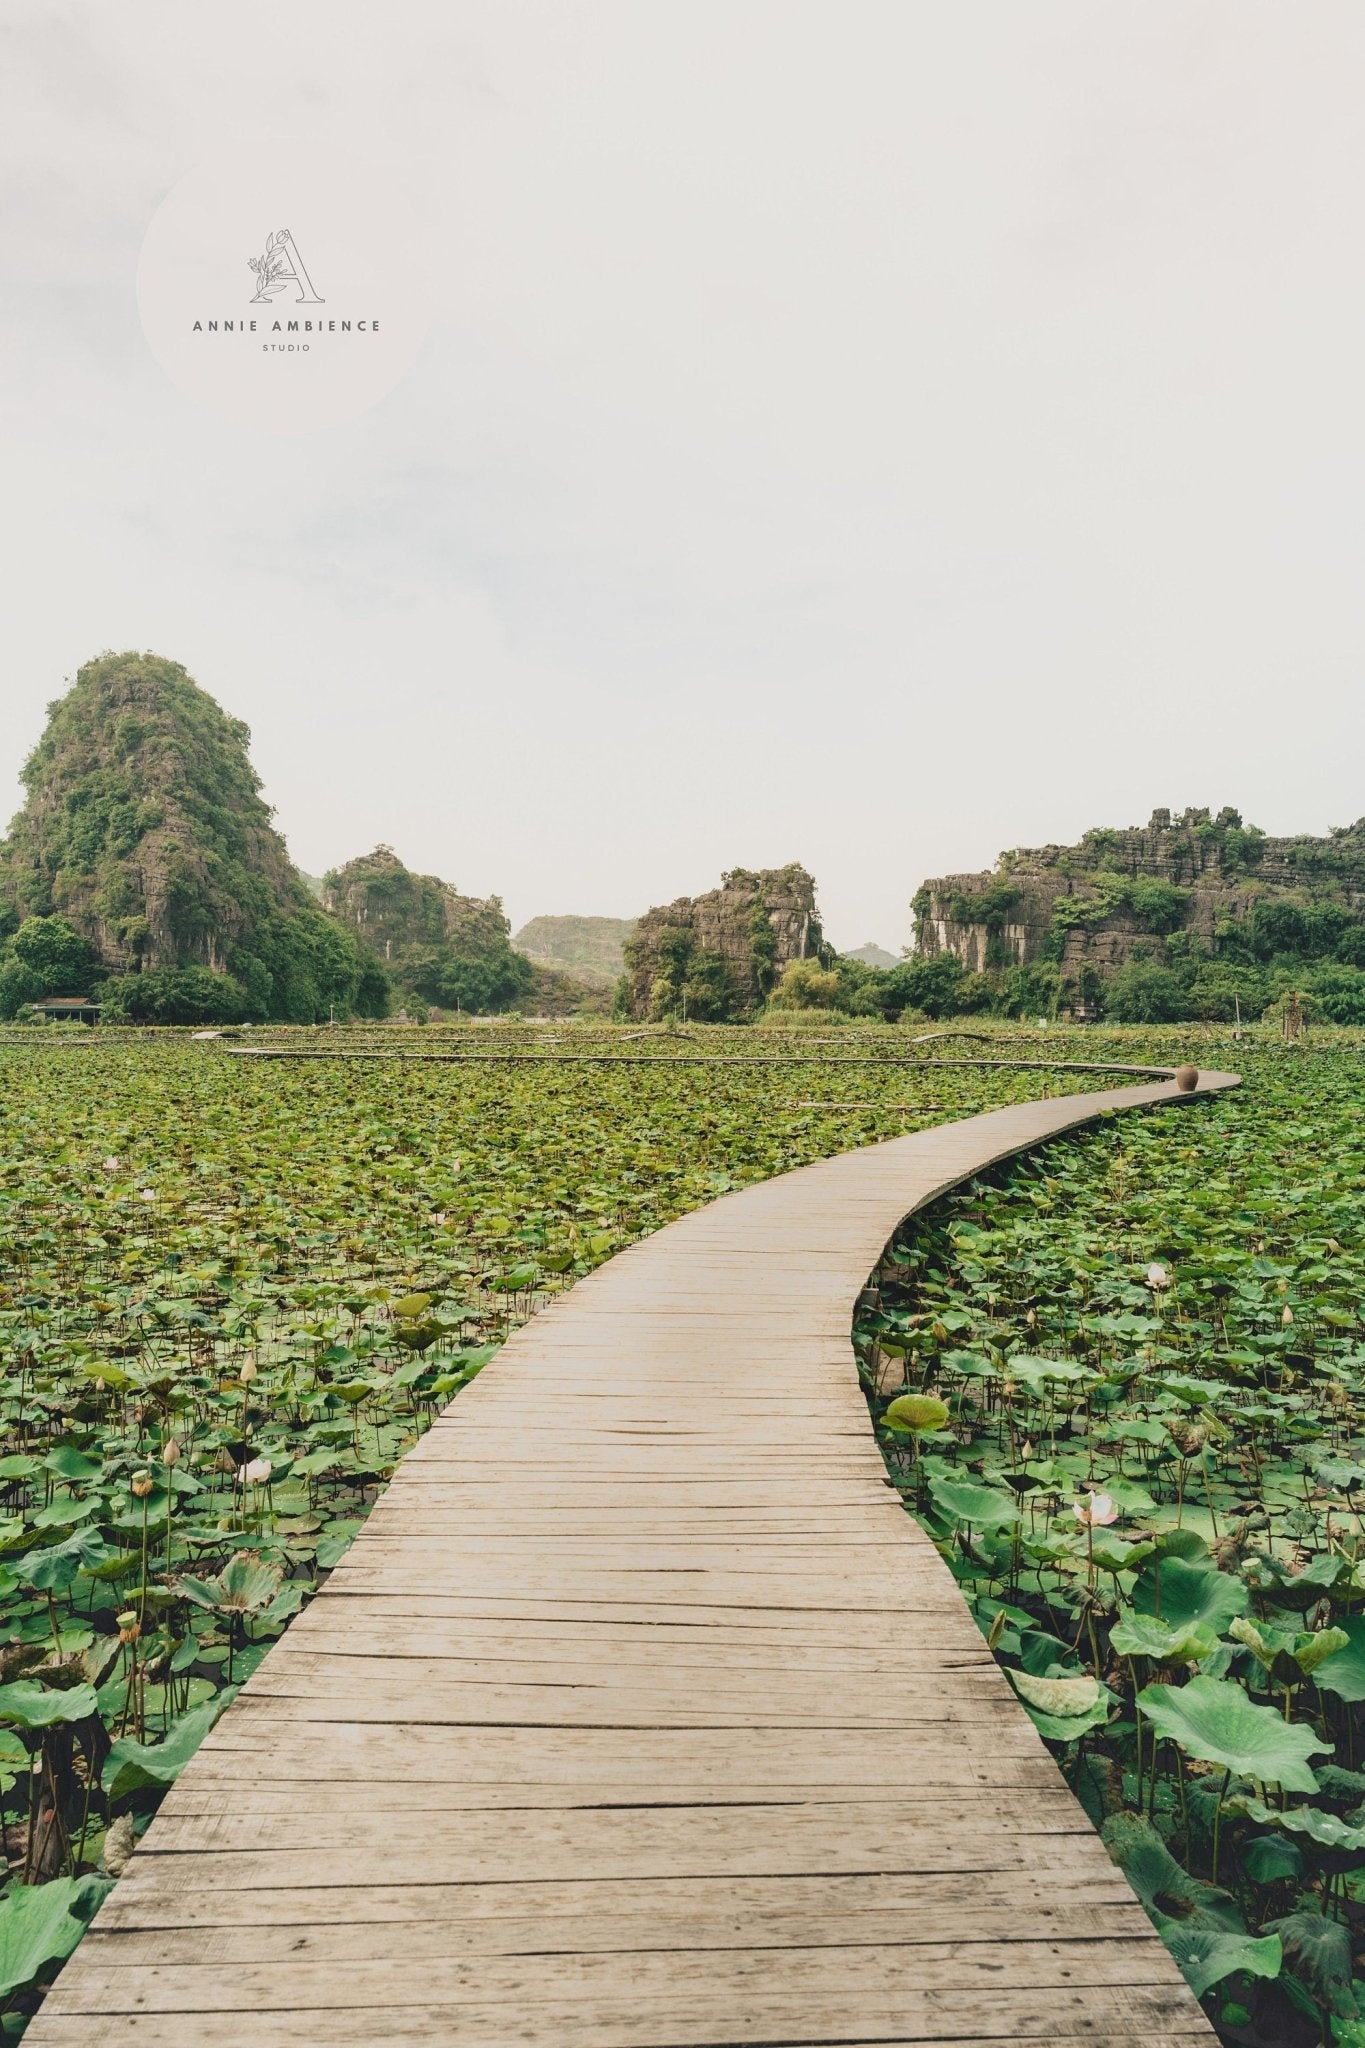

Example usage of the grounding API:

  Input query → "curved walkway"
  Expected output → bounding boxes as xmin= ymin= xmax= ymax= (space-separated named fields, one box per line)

xmin=34 ymin=1071 xmax=1238 ymax=2047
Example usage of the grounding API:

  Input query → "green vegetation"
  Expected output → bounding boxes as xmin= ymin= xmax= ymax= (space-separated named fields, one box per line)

xmin=324 ymin=846 xmax=533 ymax=1015
xmin=512 ymin=914 xmax=635 ymax=985
xmin=623 ymin=864 xmax=823 ymax=1021
xmin=0 ymin=1022 xmax=1051 ymax=2022
xmin=860 ymin=1042 xmax=1365 ymax=2039
xmin=0 ymin=655 xmax=387 ymax=1025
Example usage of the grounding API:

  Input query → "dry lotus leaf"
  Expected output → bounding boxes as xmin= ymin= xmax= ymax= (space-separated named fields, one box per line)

xmin=1009 ymin=1670 xmax=1102 ymax=1718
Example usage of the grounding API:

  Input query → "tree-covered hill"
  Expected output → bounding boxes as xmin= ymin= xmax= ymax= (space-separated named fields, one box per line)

xmin=512 ymin=913 xmax=636 ymax=987
xmin=324 ymin=846 xmax=534 ymax=1014
xmin=914 ymin=806 xmax=1365 ymax=1024
xmin=0 ymin=652 xmax=388 ymax=1023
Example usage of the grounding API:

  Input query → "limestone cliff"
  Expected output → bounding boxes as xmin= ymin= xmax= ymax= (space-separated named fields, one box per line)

xmin=624 ymin=864 xmax=823 ymax=1020
xmin=915 ymin=808 xmax=1365 ymax=1010
xmin=323 ymin=846 xmax=534 ymax=1014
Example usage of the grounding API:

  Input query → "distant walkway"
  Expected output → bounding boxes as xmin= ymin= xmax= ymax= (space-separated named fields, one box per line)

xmin=33 ymin=1071 xmax=1237 ymax=2046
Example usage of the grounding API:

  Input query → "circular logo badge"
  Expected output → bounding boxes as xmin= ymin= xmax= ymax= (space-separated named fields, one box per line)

xmin=138 ymin=145 xmax=433 ymax=435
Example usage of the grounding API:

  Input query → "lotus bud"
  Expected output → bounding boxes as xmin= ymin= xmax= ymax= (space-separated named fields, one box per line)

xmin=240 ymin=1361 xmax=258 ymax=1384
xmin=162 ymin=1438 xmax=181 ymax=1468
xmin=1283 ymin=1305 xmax=1294 ymax=1326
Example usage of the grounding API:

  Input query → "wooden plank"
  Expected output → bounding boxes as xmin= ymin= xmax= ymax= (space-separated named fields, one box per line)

xmin=26 ymin=1074 xmax=1236 ymax=2046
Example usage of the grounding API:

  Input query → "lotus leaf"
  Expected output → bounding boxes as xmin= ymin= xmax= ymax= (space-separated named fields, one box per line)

xmin=0 ymin=1681 xmax=99 ymax=1729
xmin=1157 ymin=1925 xmax=1282 ymax=2000
xmin=1110 ymin=1614 xmax=1218 ymax=1665
xmin=1314 ymin=1616 xmax=1365 ymax=1703
xmin=1133 ymin=1557 xmax=1248 ymax=1634
xmin=1266 ymin=1910 xmax=1358 ymax=2018
xmin=1241 ymin=1833 xmax=1305 ymax=1885
xmin=0 ymin=1875 xmax=112 ymax=2002
xmin=103 ymin=1692 xmax=236 ymax=1802
xmin=927 ymin=1477 xmax=1019 ymax=1528
xmin=1233 ymin=1797 xmax=1365 ymax=1857
xmin=1100 ymin=1812 xmax=1242 ymax=1930
xmin=881 ymin=1393 xmax=950 ymax=1434
xmin=1136 ymin=1676 xmax=1328 ymax=1793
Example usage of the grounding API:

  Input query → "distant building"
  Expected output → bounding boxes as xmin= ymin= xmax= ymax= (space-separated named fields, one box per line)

xmin=27 ymin=996 xmax=102 ymax=1024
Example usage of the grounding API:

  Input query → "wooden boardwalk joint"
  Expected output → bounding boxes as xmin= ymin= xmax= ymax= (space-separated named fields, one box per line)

xmin=31 ymin=1071 xmax=1238 ymax=2045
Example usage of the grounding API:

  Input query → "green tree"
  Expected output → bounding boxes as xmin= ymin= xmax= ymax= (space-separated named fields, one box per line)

xmin=8 ymin=917 xmax=96 ymax=994
xmin=0 ymin=961 xmax=42 ymax=1020
xmin=100 ymin=968 xmax=250 ymax=1025
xmin=1104 ymin=958 xmax=1190 ymax=1023
xmin=768 ymin=958 xmax=844 ymax=1010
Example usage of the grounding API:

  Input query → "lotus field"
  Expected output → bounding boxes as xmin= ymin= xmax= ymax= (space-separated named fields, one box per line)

xmin=0 ymin=1022 xmax=1358 ymax=2043
xmin=0 ymin=1025 xmax=1050 ymax=2030
xmin=863 ymin=1040 xmax=1365 ymax=2043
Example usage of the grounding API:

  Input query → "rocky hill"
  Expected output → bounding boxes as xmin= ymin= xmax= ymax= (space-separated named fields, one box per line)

xmin=624 ymin=864 xmax=823 ymax=1020
xmin=323 ymin=847 xmax=534 ymax=1014
xmin=915 ymin=807 xmax=1365 ymax=1019
xmin=512 ymin=914 xmax=636 ymax=989
xmin=0 ymin=652 xmax=386 ymax=1022
xmin=846 ymin=941 xmax=898 ymax=969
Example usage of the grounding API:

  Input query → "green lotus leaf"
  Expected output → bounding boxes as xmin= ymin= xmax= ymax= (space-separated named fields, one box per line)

xmin=1156 ymin=1925 xmax=1281 ymax=2001
xmin=1085 ymin=1529 xmax=1155 ymax=1574
xmin=1241 ymin=1833 xmax=1305 ymax=1885
xmin=0 ymin=1875 xmax=112 ymax=2002
xmin=1294 ymin=1626 xmax=1350 ymax=1676
xmin=1136 ymin=1675 xmax=1328 ymax=1793
xmin=103 ymin=1690 xmax=236 ymax=1802
xmin=1100 ymin=1812 xmax=1242 ymax=1930
xmin=1110 ymin=1614 xmax=1218 ymax=1665
xmin=19 ymin=1526 xmax=114 ymax=1592
xmin=882 ymin=1393 xmax=950 ymax=1435
xmin=1233 ymin=1797 xmax=1365 ymax=1858
xmin=1265 ymin=1910 xmax=1358 ymax=2019
xmin=0 ymin=1680 xmax=99 ymax=1728
xmin=1133 ymin=1556 xmax=1249 ymax=1635
xmin=1313 ymin=1616 xmax=1365 ymax=1702
xmin=927 ymin=1476 xmax=1019 ymax=1528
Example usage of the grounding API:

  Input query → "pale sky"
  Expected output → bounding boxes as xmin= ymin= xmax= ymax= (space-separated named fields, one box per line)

xmin=4 ymin=3 xmax=1365 ymax=953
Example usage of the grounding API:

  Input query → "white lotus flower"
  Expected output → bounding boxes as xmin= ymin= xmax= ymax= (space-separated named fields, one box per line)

xmin=101 ymin=1156 xmax=120 ymax=1172
xmin=237 ymin=1457 xmax=272 ymax=1486
xmin=1074 ymin=1492 xmax=1119 ymax=1528
xmin=139 ymin=1187 xmax=156 ymax=1203
xmin=1145 ymin=1262 xmax=1169 ymax=1290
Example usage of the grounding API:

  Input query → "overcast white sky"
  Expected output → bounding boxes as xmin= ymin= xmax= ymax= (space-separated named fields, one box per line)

xmin=4 ymin=2 xmax=1365 ymax=952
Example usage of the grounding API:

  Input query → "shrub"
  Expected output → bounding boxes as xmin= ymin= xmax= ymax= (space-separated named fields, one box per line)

xmin=767 ymin=959 xmax=844 ymax=1011
xmin=1103 ymin=959 xmax=1190 ymax=1024
xmin=100 ymin=968 xmax=250 ymax=1026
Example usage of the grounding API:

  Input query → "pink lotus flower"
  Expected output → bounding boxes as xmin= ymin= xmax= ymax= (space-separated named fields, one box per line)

xmin=101 ymin=1156 xmax=119 ymax=1172
xmin=1074 ymin=1491 xmax=1119 ymax=1527
xmin=237 ymin=1457 xmax=272 ymax=1487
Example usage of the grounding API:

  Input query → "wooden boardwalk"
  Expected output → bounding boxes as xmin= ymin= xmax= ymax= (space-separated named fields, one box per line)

xmin=33 ymin=1072 xmax=1238 ymax=2046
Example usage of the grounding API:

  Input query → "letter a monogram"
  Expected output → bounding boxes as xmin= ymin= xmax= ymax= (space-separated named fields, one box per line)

xmin=247 ymin=228 xmax=324 ymax=305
